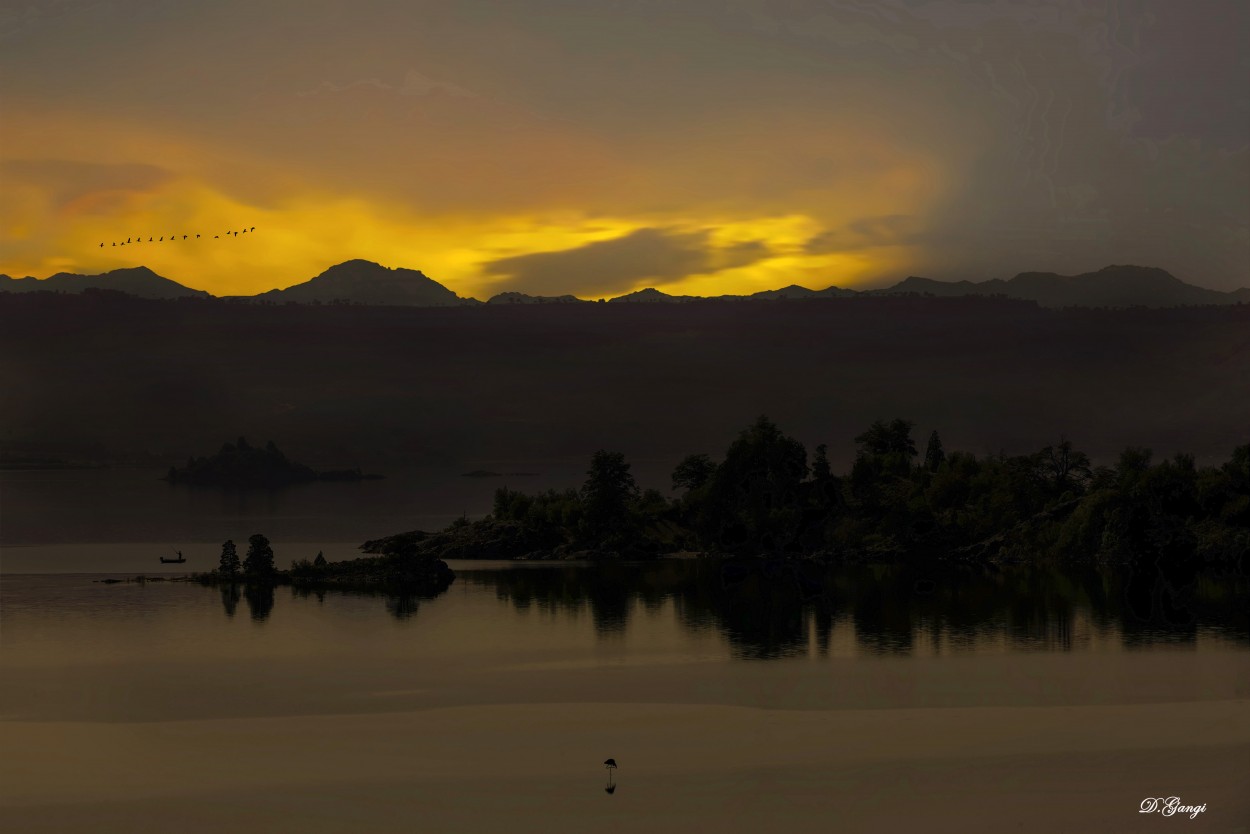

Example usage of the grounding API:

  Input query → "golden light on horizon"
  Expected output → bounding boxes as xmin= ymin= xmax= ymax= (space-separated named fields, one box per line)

xmin=1 ymin=161 xmax=934 ymax=299
xmin=1 ymin=84 xmax=956 ymax=300
xmin=1 ymin=3 xmax=1245 ymax=296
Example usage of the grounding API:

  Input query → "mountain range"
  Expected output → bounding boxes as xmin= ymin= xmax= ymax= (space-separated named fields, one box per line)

xmin=0 ymin=266 xmax=210 ymax=300
xmin=2 ymin=261 xmax=1246 ymax=309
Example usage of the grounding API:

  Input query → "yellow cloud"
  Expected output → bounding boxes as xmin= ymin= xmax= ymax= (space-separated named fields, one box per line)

xmin=1 ymin=102 xmax=952 ymax=297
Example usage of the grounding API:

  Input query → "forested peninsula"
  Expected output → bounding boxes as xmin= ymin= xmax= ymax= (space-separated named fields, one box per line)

xmin=192 ymin=417 xmax=1246 ymax=596
xmin=362 ymin=417 xmax=1249 ymax=567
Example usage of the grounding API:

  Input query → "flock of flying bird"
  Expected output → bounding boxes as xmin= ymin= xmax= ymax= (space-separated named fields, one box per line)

xmin=101 ymin=227 xmax=256 ymax=247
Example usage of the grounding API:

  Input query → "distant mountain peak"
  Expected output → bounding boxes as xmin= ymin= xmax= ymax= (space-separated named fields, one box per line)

xmin=260 ymin=259 xmax=478 ymax=306
xmin=608 ymin=287 xmax=682 ymax=303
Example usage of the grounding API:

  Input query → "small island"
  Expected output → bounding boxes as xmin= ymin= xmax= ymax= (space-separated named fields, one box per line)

xmin=164 ymin=437 xmax=382 ymax=487
xmin=196 ymin=534 xmax=455 ymax=596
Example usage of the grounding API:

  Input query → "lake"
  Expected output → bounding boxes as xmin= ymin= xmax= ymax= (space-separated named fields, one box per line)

xmin=0 ymin=464 xmax=677 ymax=548
xmin=2 ymin=553 xmax=1248 ymax=832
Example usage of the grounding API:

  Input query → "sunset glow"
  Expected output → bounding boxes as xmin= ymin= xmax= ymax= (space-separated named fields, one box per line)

xmin=2 ymin=1 xmax=1246 ymax=297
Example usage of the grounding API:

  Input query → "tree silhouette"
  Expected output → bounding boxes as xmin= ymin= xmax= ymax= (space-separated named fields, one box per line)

xmin=243 ymin=533 xmax=275 ymax=577
xmin=582 ymin=450 xmax=639 ymax=545
xmin=1038 ymin=437 xmax=1092 ymax=496
xmin=672 ymin=453 xmax=715 ymax=493
xmin=855 ymin=419 xmax=917 ymax=468
xmin=218 ymin=539 xmax=240 ymax=577
xmin=812 ymin=444 xmax=832 ymax=482
xmin=924 ymin=431 xmax=945 ymax=472
xmin=699 ymin=416 xmax=808 ymax=554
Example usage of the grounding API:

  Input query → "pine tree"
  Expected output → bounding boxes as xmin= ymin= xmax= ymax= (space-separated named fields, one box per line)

xmin=243 ymin=533 xmax=275 ymax=577
xmin=218 ymin=539 xmax=241 ymax=577
xmin=583 ymin=450 xmax=638 ymax=525
xmin=581 ymin=450 xmax=639 ymax=545
xmin=924 ymin=430 xmax=946 ymax=472
xmin=812 ymin=444 xmax=832 ymax=482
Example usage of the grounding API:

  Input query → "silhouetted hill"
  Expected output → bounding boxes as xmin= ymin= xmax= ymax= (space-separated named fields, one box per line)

xmin=883 ymin=276 xmax=985 ymax=298
xmin=750 ymin=284 xmax=857 ymax=300
xmin=166 ymin=437 xmax=379 ymax=486
xmin=607 ymin=287 xmax=687 ymax=303
xmin=486 ymin=291 xmax=587 ymax=305
xmin=256 ymin=260 xmax=478 ymax=306
xmin=0 ymin=266 xmax=209 ymax=300
xmin=878 ymin=265 xmax=1244 ymax=308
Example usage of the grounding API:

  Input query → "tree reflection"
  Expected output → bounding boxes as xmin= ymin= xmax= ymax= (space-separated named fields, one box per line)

xmin=207 ymin=557 xmax=1247 ymax=652
xmin=244 ymin=582 xmax=275 ymax=621
xmin=219 ymin=583 xmax=241 ymax=618
xmin=385 ymin=593 xmax=421 ymax=619
xmin=214 ymin=578 xmax=452 ymax=622
xmin=466 ymin=559 xmax=1249 ymax=657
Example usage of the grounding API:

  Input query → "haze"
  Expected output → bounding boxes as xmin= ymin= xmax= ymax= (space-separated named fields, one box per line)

xmin=2 ymin=0 xmax=1247 ymax=297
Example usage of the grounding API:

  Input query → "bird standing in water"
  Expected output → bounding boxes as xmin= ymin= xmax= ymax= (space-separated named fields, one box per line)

xmin=603 ymin=759 xmax=617 ymax=794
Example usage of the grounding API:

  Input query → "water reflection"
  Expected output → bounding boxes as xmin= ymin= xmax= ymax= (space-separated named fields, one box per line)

xmin=466 ymin=559 xmax=1248 ymax=658
xmin=217 ymin=580 xmax=452 ymax=621
xmin=204 ymin=559 xmax=1248 ymax=657
xmin=243 ymin=583 xmax=275 ymax=621
xmin=219 ymin=583 xmax=241 ymax=618
xmin=384 ymin=593 xmax=423 ymax=620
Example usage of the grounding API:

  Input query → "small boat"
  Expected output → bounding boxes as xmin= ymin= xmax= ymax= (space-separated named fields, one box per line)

xmin=160 ymin=551 xmax=187 ymax=564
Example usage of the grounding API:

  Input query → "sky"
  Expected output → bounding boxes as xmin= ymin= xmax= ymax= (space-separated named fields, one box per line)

xmin=1 ymin=0 xmax=1247 ymax=298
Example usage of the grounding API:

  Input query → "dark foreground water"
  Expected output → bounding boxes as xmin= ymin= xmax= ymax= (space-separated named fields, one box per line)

xmin=2 ymin=560 xmax=1248 ymax=832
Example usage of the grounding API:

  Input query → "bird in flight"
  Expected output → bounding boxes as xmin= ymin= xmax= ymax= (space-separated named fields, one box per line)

xmin=99 ymin=225 xmax=258 ymax=250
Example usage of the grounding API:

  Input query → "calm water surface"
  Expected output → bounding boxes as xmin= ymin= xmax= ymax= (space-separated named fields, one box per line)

xmin=2 ymin=470 xmax=1249 ymax=831
xmin=0 ymin=463 xmax=672 ymax=546
xmin=3 ymin=561 xmax=1247 ymax=723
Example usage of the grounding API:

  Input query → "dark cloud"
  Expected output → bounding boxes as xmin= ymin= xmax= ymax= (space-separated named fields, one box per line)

xmin=483 ymin=227 xmax=769 ymax=297
xmin=715 ymin=239 xmax=772 ymax=270
xmin=806 ymin=215 xmax=922 ymax=254
xmin=1 ymin=159 xmax=171 ymax=210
